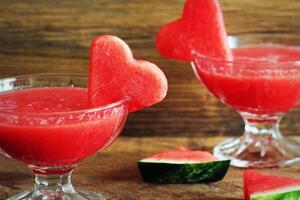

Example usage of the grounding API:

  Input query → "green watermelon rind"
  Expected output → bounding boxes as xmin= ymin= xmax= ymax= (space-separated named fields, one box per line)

xmin=138 ymin=160 xmax=230 ymax=184
xmin=251 ymin=190 xmax=300 ymax=200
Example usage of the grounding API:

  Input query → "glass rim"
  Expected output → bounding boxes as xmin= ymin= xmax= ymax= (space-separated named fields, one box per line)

xmin=191 ymin=50 xmax=300 ymax=66
xmin=191 ymin=33 xmax=300 ymax=65
xmin=0 ymin=73 xmax=129 ymax=116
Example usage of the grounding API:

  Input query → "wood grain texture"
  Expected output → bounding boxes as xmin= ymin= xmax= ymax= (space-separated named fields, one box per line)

xmin=0 ymin=0 xmax=300 ymax=136
xmin=1 ymin=136 xmax=300 ymax=199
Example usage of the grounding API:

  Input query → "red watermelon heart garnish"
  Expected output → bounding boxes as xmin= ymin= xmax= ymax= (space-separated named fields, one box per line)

xmin=156 ymin=0 xmax=232 ymax=61
xmin=88 ymin=35 xmax=168 ymax=112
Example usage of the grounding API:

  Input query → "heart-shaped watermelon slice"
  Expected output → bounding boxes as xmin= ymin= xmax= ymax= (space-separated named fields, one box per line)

xmin=88 ymin=35 xmax=168 ymax=112
xmin=156 ymin=0 xmax=232 ymax=61
xmin=244 ymin=170 xmax=300 ymax=200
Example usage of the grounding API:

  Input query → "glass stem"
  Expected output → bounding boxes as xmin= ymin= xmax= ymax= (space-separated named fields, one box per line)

xmin=241 ymin=113 xmax=283 ymax=157
xmin=34 ymin=171 xmax=75 ymax=195
xmin=242 ymin=112 xmax=282 ymax=139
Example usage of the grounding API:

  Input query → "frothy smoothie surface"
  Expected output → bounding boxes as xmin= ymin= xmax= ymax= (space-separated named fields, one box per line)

xmin=233 ymin=45 xmax=300 ymax=63
xmin=0 ymin=87 xmax=88 ymax=115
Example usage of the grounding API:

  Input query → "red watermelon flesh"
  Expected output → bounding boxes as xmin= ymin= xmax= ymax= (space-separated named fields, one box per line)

xmin=138 ymin=147 xmax=230 ymax=183
xmin=156 ymin=0 xmax=232 ymax=61
xmin=244 ymin=170 xmax=300 ymax=200
xmin=88 ymin=35 xmax=168 ymax=112
xmin=141 ymin=147 xmax=217 ymax=163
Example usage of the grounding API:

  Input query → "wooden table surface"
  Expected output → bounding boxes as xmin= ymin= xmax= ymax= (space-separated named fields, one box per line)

xmin=1 ymin=0 xmax=300 ymax=136
xmin=1 ymin=136 xmax=300 ymax=199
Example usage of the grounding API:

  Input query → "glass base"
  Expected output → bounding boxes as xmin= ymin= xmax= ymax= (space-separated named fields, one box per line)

xmin=8 ymin=189 xmax=105 ymax=200
xmin=214 ymin=137 xmax=300 ymax=168
xmin=8 ymin=171 xmax=105 ymax=200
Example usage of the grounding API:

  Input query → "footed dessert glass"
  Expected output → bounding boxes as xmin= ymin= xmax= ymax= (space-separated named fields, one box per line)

xmin=192 ymin=33 xmax=300 ymax=168
xmin=0 ymin=74 xmax=128 ymax=199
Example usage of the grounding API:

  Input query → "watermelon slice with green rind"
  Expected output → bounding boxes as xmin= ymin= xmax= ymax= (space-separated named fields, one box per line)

xmin=156 ymin=0 xmax=232 ymax=61
xmin=138 ymin=148 xmax=230 ymax=183
xmin=244 ymin=170 xmax=300 ymax=200
xmin=88 ymin=35 xmax=168 ymax=112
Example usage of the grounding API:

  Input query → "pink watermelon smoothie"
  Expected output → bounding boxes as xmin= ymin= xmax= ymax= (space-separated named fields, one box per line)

xmin=194 ymin=45 xmax=300 ymax=114
xmin=0 ymin=87 xmax=126 ymax=173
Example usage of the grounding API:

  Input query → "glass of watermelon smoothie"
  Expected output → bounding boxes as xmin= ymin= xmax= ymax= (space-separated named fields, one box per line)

xmin=192 ymin=33 xmax=300 ymax=168
xmin=0 ymin=74 xmax=128 ymax=199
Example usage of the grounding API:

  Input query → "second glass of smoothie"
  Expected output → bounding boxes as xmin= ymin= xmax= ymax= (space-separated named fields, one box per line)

xmin=192 ymin=33 xmax=300 ymax=168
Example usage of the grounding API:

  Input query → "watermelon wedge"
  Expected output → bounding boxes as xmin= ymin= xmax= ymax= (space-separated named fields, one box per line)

xmin=138 ymin=147 xmax=230 ymax=183
xmin=88 ymin=35 xmax=168 ymax=112
xmin=156 ymin=0 xmax=232 ymax=61
xmin=244 ymin=170 xmax=300 ymax=200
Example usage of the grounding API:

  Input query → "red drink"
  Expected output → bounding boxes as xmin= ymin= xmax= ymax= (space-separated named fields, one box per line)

xmin=193 ymin=45 xmax=300 ymax=114
xmin=0 ymin=87 xmax=127 ymax=173
xmin=192 ymin=37 xmax=300 ymax=168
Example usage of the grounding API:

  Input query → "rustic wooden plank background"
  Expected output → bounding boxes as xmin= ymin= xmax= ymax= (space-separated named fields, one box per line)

xmin=0 ymin=0 xmax=300 ymax=136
